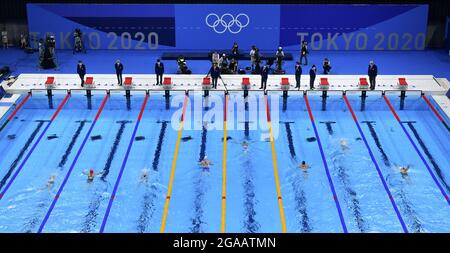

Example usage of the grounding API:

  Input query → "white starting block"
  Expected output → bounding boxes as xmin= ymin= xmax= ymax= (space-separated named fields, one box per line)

xmin=84 ymin=76 xmax=95 ymax=89
xmin=359 ymin=77 xmax=369 ymax=89
xmin=319 ymin=78 xmax=330 ymax=90
xmin=163 ymin=77 xmax=172 ymax=90
xmin=241 ymin=77 xmax=251 ymax=90
xmin=123 ymin=77 xmax=133 ymax=89
xmin=398 ymin=77 xmax=408 ymax=90
xmin=202 ymin=77 xmax=212 ymax=90
xmin=44 ymin=76 xmax=55 ymax=89
xmin=280 ymin=78 xmax=290 ymax=91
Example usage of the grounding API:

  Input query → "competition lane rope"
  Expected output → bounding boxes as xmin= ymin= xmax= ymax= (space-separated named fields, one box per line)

xmin=160 ymin=94 xmax=189 ymax=233
xmin=264 ymin=95 xmax=287 ymax=233
xmin=221 ymin=94 xmax=228 ymax=233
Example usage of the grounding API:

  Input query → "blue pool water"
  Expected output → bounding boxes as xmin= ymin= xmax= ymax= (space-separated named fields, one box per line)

xmin=0 ymin=90 xmax=449 ymax=232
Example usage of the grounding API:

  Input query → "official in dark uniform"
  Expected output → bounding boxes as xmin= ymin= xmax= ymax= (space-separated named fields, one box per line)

xmin=259 ymin=63 xmax=269 ymax=90
xmin=300 ymin=41 xmax=308 ymax=65
xmin=295 ymin=61 xmax=302 ymax=89
xmin=115 ymin=60 xmax=123 ymax=85
xmin=368 ymin=60 xmax=378 ymax=90
xmin=207 ymin=63 xmax=221 ymax=89
xmin=155 ymin=59 xmax=164 ymax=85
xmin=77 ymin=60 xmax=86 ymax=87
xmin=309 ymin=65 xmax=317 ymax=90
xmin=323 ymin=58 xmax=331 ymax=74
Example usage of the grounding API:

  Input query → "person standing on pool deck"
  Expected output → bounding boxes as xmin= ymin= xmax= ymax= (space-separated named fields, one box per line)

xmin=250 ymin=45 xmax=257 ymax=71
xmin=207 ymin=63 xmax=221 ymax=89
xmin=115 ymin=60 xmax=123 ymax=86
xmin=300 ymin=41 xmax=308 ymax=65
xmin=77 ymin=60 xmax=86 ymax=87
xmin=231 ymin=42 xmax=239 ymax=60
xmin=155 ymin=59 xmax=164 ymax=85
xmin=368 ymin=60 xmax=378 ymax=90
xmin=295 ymin=61 xmax=302 ymax=89
xmin=259 ymin=62 xmax=269 ymax=90
xmin=309 ymin=65 xmax=317 ymax=90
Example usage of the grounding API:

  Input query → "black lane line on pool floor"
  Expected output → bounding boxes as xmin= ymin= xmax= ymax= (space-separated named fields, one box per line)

xmin=320 ymin=121 xmax=367 ymax=232
xmin=362 ymin=121 xmax=423 ymax=232
xmin=136 ymin=120 xmax=168 ymax=233
xmin=242 ymin=120 xmax=260 ymax=233
xmin=0 ymin=120 xmax=46 ymax=191
xmin=405 ymin=121 xmax=450 ymax=195
xmin=190 ymin=123 xmax=209 ymax=233
xmin=57 ymin=120 xmax=90 ymax=169
xmin=22 ymin=120 xmax=90 ymax=232
xmin=81 ymin=120 xmax=131 ymax=233
xmin=282 ymin=121 xmax=311 ymax=232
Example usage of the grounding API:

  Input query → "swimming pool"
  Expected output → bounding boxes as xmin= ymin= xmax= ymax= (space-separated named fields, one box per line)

xmin=0 ymin=89 xmax=449 ymax=233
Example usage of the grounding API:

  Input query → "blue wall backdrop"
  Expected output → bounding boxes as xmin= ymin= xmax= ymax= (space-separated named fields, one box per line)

xmin=27 ymin=3 xmax=429 ymax=51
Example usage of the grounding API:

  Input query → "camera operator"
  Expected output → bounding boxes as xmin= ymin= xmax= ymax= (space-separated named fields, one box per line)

xmin=40 ymin=35 xmax=56 ymax=69
xmin=219 ymin=53 xmax=229 ymax=73
xmin=275 ymin=46 xmax=285 ymax=72
xmin=253 ymin=48 xmax=262 ymax=74
xmin=229 ymin=58 xmax=238 ymax=74
xmin=47 ymin=35 xmax=56 ymax=56
xmin=73 ymin=28 xmax=84 ymax=54
xmin=1 ymin=30 xmax=8 ymax=49
xmin=250 ymin=45 xmax=257 ymax=71
xmin=231 ymin=42 xmax=239 ymax=60
xmin=177 ymin=55 xmax=191 ymax=74
xmin=323 ymin=58 xmax=331 ymax=74
xmin=20 ymin=34 xmax=28 ymax=49
xmin=211 ymin=51 xmax=220 ymax=66
xmin=38 ymin=38 xmax=44 ymax=61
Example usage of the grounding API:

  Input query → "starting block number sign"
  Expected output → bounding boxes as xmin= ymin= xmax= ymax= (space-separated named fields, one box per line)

xmin=27 ymin=4 xmax=428 ymax=51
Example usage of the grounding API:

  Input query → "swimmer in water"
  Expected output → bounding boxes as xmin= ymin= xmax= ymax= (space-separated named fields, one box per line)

xmin=140 ymin=168 xmax=149 ymax=183
xmin=242 ymin=140 xmax=250 ymax=151
xmin=400 ymin=166 xmax=409 ymax=176
xmin=340 ymin=138 xmax=349 ymax=151
xmin=47 ymin=174 xmax=56 ymax=189
xmin=82 ymin=169 xmax=103 ymax=182
xmin=299 ymin=161 xmax=310 ymax=171
xmin=199 ymin=156 xmax=213 ymax=168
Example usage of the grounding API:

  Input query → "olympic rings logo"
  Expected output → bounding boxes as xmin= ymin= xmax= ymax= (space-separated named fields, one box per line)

xmin=205 ymin=13 xmax=250 ymax=34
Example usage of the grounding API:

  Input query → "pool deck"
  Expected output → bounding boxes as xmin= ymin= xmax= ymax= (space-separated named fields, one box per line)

xmin=1 ymin=73 xmax=450 ymax=120
xmin=431 ymin=78 xmax=450 ymax=121
xmin=0 ymin=94 xmax=21 ymax=123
